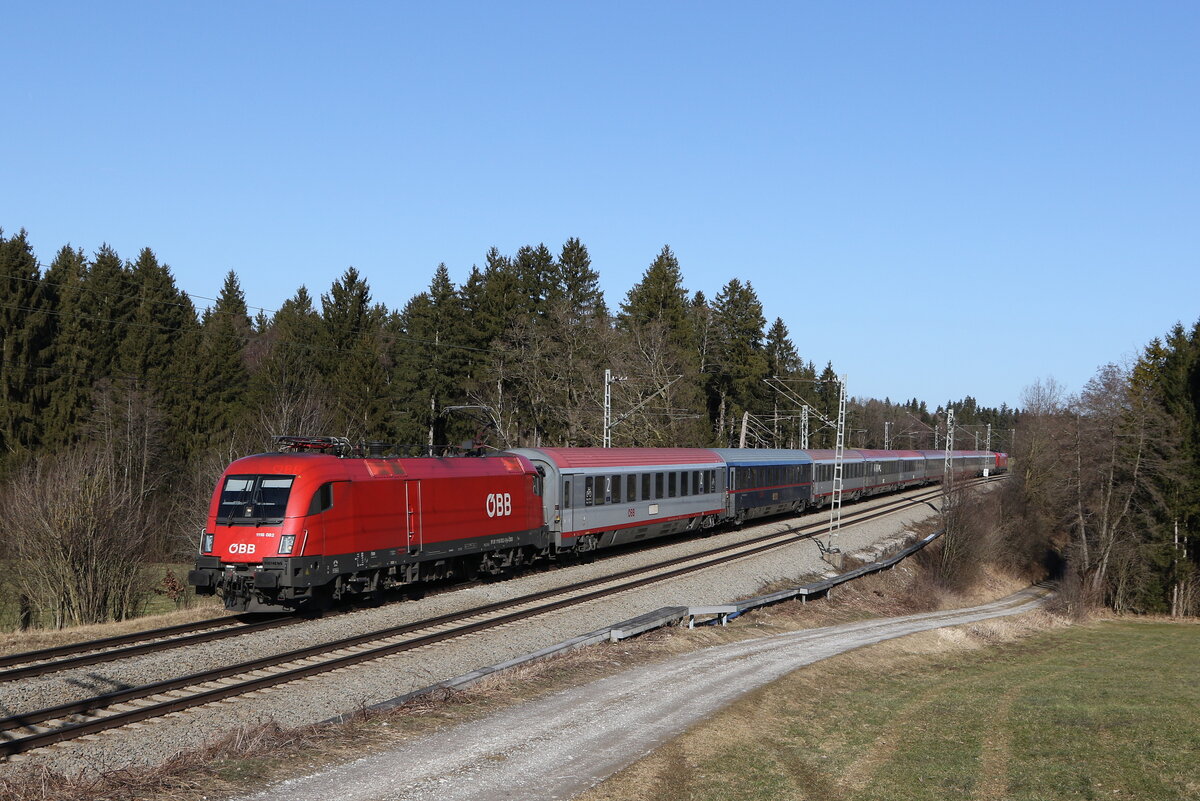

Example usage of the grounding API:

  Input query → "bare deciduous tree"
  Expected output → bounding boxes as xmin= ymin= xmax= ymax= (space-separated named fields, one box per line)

xmin=1 ymin=445 xmax=152 ymax=627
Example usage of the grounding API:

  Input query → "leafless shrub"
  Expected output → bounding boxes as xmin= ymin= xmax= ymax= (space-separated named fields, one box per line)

xmin=931 ymin=485 xmax=1001 ymax=592
xmin=255 ymin=384 xmax=333 ymax=444
xmin=0 ymin=445 xmax=151 ymax=628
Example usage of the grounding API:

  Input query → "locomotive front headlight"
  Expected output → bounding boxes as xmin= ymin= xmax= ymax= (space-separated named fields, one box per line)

xmin=278 ymin=534 xmax=296 ymax=555
xmin=201 ymin=533 xmax=215 ymax=554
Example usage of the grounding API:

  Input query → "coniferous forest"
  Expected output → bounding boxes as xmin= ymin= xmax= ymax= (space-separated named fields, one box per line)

xmin=3 ymin=227 xmax=1197 ymax=627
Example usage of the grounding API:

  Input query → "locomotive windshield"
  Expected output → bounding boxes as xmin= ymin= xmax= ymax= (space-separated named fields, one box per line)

xmin=218 ymin=474 xmax=295 ymax=524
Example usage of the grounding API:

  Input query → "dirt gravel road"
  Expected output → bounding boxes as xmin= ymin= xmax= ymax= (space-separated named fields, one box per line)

xmin=237 ymin=586 xmax=1048 ymax=801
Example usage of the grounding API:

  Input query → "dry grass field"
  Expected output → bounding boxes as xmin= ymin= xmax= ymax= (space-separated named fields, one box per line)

xmin=580 ymin=618 xmax=1200 ymax=801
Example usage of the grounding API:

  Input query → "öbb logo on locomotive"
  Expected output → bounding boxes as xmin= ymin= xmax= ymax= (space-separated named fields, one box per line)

xmin=187 ymin=437 xmax=1008 ymax=613
xmin=486 ymin=492 xmax=513 ymax=518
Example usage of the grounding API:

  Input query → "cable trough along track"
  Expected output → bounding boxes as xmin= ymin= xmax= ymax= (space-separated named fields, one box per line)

xmin=0 ymin=477 xmax=998 ymax=758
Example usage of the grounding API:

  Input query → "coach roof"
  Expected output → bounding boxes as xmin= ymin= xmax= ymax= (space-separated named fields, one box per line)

xmin=515 ymin=447 xmax=723 ymax=468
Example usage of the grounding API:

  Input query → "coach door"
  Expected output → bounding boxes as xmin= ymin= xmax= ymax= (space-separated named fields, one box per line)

xmin=405 ymin=480 xmax=423 ymax=555
xmin=560 ymin=474 xmax=576 ymax=535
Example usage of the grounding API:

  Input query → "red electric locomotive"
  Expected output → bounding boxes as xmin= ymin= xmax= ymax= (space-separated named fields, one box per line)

xmin=188 ymin=437 xmax=547 ymax=611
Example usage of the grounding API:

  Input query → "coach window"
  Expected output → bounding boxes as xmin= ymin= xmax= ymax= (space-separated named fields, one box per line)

xmin=624 ymin=474 xmax=634 ymax=502
xmin=667 ymin=472 xmax=676 ymax=498
xmin=655 ymin=472 xmax=664 ymax=499
xmin=691 ymin=471 xmax=699 ymax=495
xmin=641 ymin=473 xmax=650 ymax=501
xmin=563 ymin=479 xmax=572 ymax=508
xmin=612 ymin=475 xmax=622 ymax=504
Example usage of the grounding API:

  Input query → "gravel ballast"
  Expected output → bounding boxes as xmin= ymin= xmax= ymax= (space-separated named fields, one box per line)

xmin=0 ymin=484 xmax=970 ymax=777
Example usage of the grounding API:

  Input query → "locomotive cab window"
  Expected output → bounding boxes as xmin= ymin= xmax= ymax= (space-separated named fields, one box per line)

xmin=307 ymin=482 xmax=334 ymax=515
xmin=219 ymin=474 xmax=295 ymax=524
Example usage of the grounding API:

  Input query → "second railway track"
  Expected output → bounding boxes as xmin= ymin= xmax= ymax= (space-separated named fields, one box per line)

xmin=0 ymin=479 xmax=995 ymax=759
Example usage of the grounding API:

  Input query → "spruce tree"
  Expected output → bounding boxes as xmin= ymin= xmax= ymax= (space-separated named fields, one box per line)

xmin=619 ymin=246 xmax=692 ymax=349
xmin=41 ymin=245 xmax=92 ymax=448
xmin=105 ymin=247 xmax=198 ymax=461
xmin=708 ymin=279 xmax=769 ymax=442
xmin=553 ymin=237 xmax=607 ymax=320
xmin=0 ymin=230 xmax=50 ymax=461
xmin=614 ymin=246 xmax=709 ymax=446
xmin=392 ymin=264 xmax=470 ymax=448
xmin=513 ymin=244 xmax=555 ymax=320
xmin=117 ymin=249 xmax=197 ymax=397
xmin=318 ymin=267 xmax=390 ymax=440
xmin=191 ymin=271 xmax=253 ymax=450
xmin=251 ymin=285 xmax=327 ymax=437
xmin=815 ymin=361 xmax=840 ymax=447
xmin=468 ymin=248 xmax=519 ymax=349
xmin=84 ymin=244 xmax=135 ymax=377
xmin=765 ymin=317 xmax=801 ymax=378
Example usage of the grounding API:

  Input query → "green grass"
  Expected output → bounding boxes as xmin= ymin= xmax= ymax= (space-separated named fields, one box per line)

xmin=593 ymin=621 xmax=1200 ymax=801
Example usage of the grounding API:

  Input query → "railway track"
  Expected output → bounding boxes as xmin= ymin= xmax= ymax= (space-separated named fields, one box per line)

xmin=0 ymin=477 xmax=999 ymax=758
xmin=0 ymin=474 xmax=966 ymax=682
xmin=0 ymin=614 xmax=304 ymax=683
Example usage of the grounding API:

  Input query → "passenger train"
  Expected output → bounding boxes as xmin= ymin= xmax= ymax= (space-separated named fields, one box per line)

xmin=189 ymin=437 xmax=1007 ymax=611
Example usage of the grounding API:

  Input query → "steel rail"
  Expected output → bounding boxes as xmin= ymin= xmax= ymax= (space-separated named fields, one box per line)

xmin=0 ymin=477 xmax=1001 ymax=757
xmin=0 ymin=615 xmax=302 ymax=683
xmin=0 ymin=616 xmax=241 ymax=669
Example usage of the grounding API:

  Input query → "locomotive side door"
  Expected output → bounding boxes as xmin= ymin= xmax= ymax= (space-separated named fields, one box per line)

xmin=405 ymin=480 xmax=423 ymax=555
xmin=303 ymin=480 xmax=353 ymax=558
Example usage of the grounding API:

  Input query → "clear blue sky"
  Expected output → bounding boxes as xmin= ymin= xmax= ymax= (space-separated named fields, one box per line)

xmin=3 ymin=2 xmax=1197 ymax=410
